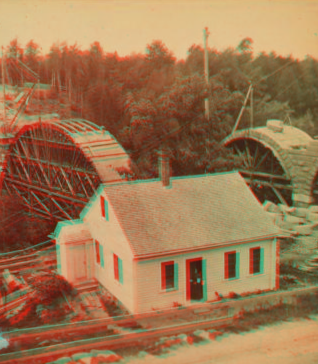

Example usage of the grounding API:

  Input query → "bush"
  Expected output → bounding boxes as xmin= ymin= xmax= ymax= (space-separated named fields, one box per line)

xmin=172 ymin=301 xmax=182 ymax=308
xmin=38 ymin=302 xmax=71 ymax=325
xmin=228 ymin=292 xmax=240 ymax=299
xmin=29 ymin=273 xmax=74 ymax=305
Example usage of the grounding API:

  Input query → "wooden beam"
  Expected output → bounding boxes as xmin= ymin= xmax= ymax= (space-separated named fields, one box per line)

xmin=51 ymin=198 xmax=73 ymax=220
xmin=30 ymin=191 xmax=52 ymax=215
xmin=13 ymin=147 xmax=31 ymax=183
xmin=244 ymin=177 xmax=293 ymax=190
xmin=232 ymin=84 xmax=252 ymax=134
xmin=272 ymin=186 xmax=289 ymax=206
xmin=5 ymin=177 xmax=87 ymax=204
xmin=59 ymin=166 xmax=75 ymax=195
xmin=11 ymin=152 xmax=99 ymax=177
xmin=254 ymin=150 xmax=270 ymax=170
xmin=11 ymin=184 xmax=31 ymax=207
xmin=76 ymin=171 xmax=89 ymax=198
xmin=238 ymin=170 xmax=289 ymax=181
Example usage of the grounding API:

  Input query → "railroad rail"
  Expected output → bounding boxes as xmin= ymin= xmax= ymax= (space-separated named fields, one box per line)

xmin=0 ymin=311 xmax=233 ymax=364
xmin=1 ymin=284 xmax=317 ymax=363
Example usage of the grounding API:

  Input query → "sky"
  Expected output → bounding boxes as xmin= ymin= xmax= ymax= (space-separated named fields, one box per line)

xmin=0 ymin=0 xmax=317 ymax=60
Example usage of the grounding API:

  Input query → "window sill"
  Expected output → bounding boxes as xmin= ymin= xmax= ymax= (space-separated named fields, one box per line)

xmin=225 ymin=276 xmax=240 ymax=281
xmin=114 ymin=279 xmax=123 ymax=286
xmin=159 ymin=288 xmax=178 ymax=294
xmin=249 ymin=272 xmax=265 ymax=277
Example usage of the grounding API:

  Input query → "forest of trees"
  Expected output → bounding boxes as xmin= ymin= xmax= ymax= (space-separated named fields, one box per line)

xmin=3 ymin=37 xmax=318 ymax=178
xmin=1 ymin=37 xmax=318 ymax=250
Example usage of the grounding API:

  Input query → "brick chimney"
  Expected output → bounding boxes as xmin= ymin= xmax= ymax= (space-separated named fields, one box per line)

xmin=158 ymin=150 xmax=170 ymax=187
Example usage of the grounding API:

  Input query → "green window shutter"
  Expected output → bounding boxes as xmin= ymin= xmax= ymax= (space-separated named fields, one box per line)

xmin=236 ymin=252 xmax=240 ymax=279
xmin=174 ymin=262 xmax=179 ymax=290
xmin=118 ymin=257 xmax=123 ymax=284
xmin=105 ymin=199 xmax=109 ymax=221
xmin=99 ymin=244 xmax=104 ymax=268
xmin=260 ymin=248 xmax=264 ymax=274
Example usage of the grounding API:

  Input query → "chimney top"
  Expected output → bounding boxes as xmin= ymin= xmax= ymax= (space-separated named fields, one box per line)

xmin=158 ymin=149 xmax=170 ymax=187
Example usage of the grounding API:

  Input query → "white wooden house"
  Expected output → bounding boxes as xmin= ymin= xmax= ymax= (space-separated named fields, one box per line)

xmin=54 ymin=165 xmax=280 ymax=314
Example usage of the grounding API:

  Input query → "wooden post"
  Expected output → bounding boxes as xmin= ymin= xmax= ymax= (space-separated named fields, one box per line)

xmin=232 ymin=84 xmax=252 ymax=134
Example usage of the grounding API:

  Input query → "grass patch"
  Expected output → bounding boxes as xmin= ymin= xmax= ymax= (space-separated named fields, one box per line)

xmin=221 ymin=291 xmax=318 ymax=336
xmin=280 ymin=263 xmax=318 ymax=289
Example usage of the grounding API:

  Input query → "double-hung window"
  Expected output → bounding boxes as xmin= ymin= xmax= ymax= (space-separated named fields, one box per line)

xmin=250 ymin=247 xmax=264 ymax=275
xmin=95 ymin=240 xmax=104 ymax=268
xmin=224 ymin=251 xmax=239 ymax=279
xmin=161 ymin=261 xmax=176 ymax=290
xmin=101 ymin=196 xmax=109 ymax=221
xmin=113 ymin=254 xmax=123 ymax=284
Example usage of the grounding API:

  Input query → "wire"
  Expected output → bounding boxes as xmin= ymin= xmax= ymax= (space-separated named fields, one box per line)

xmin=274 ymin=79 xmax=299 ymax=99
xmin=254 ymin=60 xmax=294 ymax=87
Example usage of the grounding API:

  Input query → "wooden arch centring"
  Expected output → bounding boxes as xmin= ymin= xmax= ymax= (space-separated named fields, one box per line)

xmin=226 ymin=137 xmax=293 ymax=205
xmin=0 ymin=123 xmax=102 ymax=221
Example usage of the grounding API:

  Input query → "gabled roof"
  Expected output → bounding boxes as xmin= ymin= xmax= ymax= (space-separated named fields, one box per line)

xmin=53 ymin=219 xmax=92 ymax=244
xmin=101 ymin=172 xmax=279 ymax=258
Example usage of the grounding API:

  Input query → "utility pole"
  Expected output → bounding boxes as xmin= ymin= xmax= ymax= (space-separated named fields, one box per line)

xmin=203 ymin=27 xmax=210 ymax=121
xmin=1 ymin=46 xmax=6 ymax=132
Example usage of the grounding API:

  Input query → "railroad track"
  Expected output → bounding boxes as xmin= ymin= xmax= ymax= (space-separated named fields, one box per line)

xmin=0 ymin=314 xmax=232 ymax=364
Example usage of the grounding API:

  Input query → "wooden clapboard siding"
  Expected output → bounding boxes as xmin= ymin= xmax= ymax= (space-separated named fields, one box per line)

xmin=85 ymin=242 xmax=95 ymax=281
xmin=134 ymin=239 xmax=275 ymax=314
xmin=208 ymin=240 xmax=274 ymax=295
xmin=134 ymin=256 xmax=185 ymax=313
xmin=83 ymin=191 xmax=135 ymax=313
xmin=58 ymin=243 xmax=67 ymax=277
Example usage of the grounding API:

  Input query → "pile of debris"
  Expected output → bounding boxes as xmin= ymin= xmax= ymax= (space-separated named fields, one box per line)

xmin=263 ymin=201 xmax=318 ymax=272
xmin=263 ymin=201 xmax=318 ymax=237
xmin=0 ymin=269 xmax=30 ymax=323
xmin=48 ymin=350 xmax=122 ymax=364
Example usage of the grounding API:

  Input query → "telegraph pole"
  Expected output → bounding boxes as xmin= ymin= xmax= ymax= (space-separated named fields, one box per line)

xmin=203 ymin=27 xmax=210 ymax=120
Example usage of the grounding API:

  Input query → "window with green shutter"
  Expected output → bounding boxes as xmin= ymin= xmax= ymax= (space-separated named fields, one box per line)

xmin=224 ymin=251 xmax=240 ymax=279
xmin=250 ymin=247 xmax=264 ymax=275
xmin=99 ymin=244 xmax=105 ymax=268
xmin=113 ymin=253 xmax=123 ymax=284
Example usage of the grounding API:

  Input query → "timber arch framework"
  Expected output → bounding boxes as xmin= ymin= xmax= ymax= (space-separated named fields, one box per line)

xmin=223 ymin=121 xmax=318 ymax=207
xmin=0 ymin=118 xmax=130 ymax=221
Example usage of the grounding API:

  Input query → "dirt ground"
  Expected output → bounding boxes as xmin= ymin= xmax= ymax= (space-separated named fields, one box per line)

xmin=123 ymin=315 xmax=318 ymax=364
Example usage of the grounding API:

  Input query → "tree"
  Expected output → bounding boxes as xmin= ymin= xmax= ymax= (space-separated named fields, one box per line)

xmin=145 ymin=40 xmax=176 ymax=68
xmin=88 ymin=41 xmax=104 ymax=82
xmin=6 ymin=38 xmax=23 ymax=60
xmin=85 ymin=79 xmax=125 ymax=134
xmin=24 ymin=39 xmax=40 ymax=72
xmin=292 ymin=109 xmax=316 ymax=136
xmin=237 ymin=37 xmax=253 ymax=54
